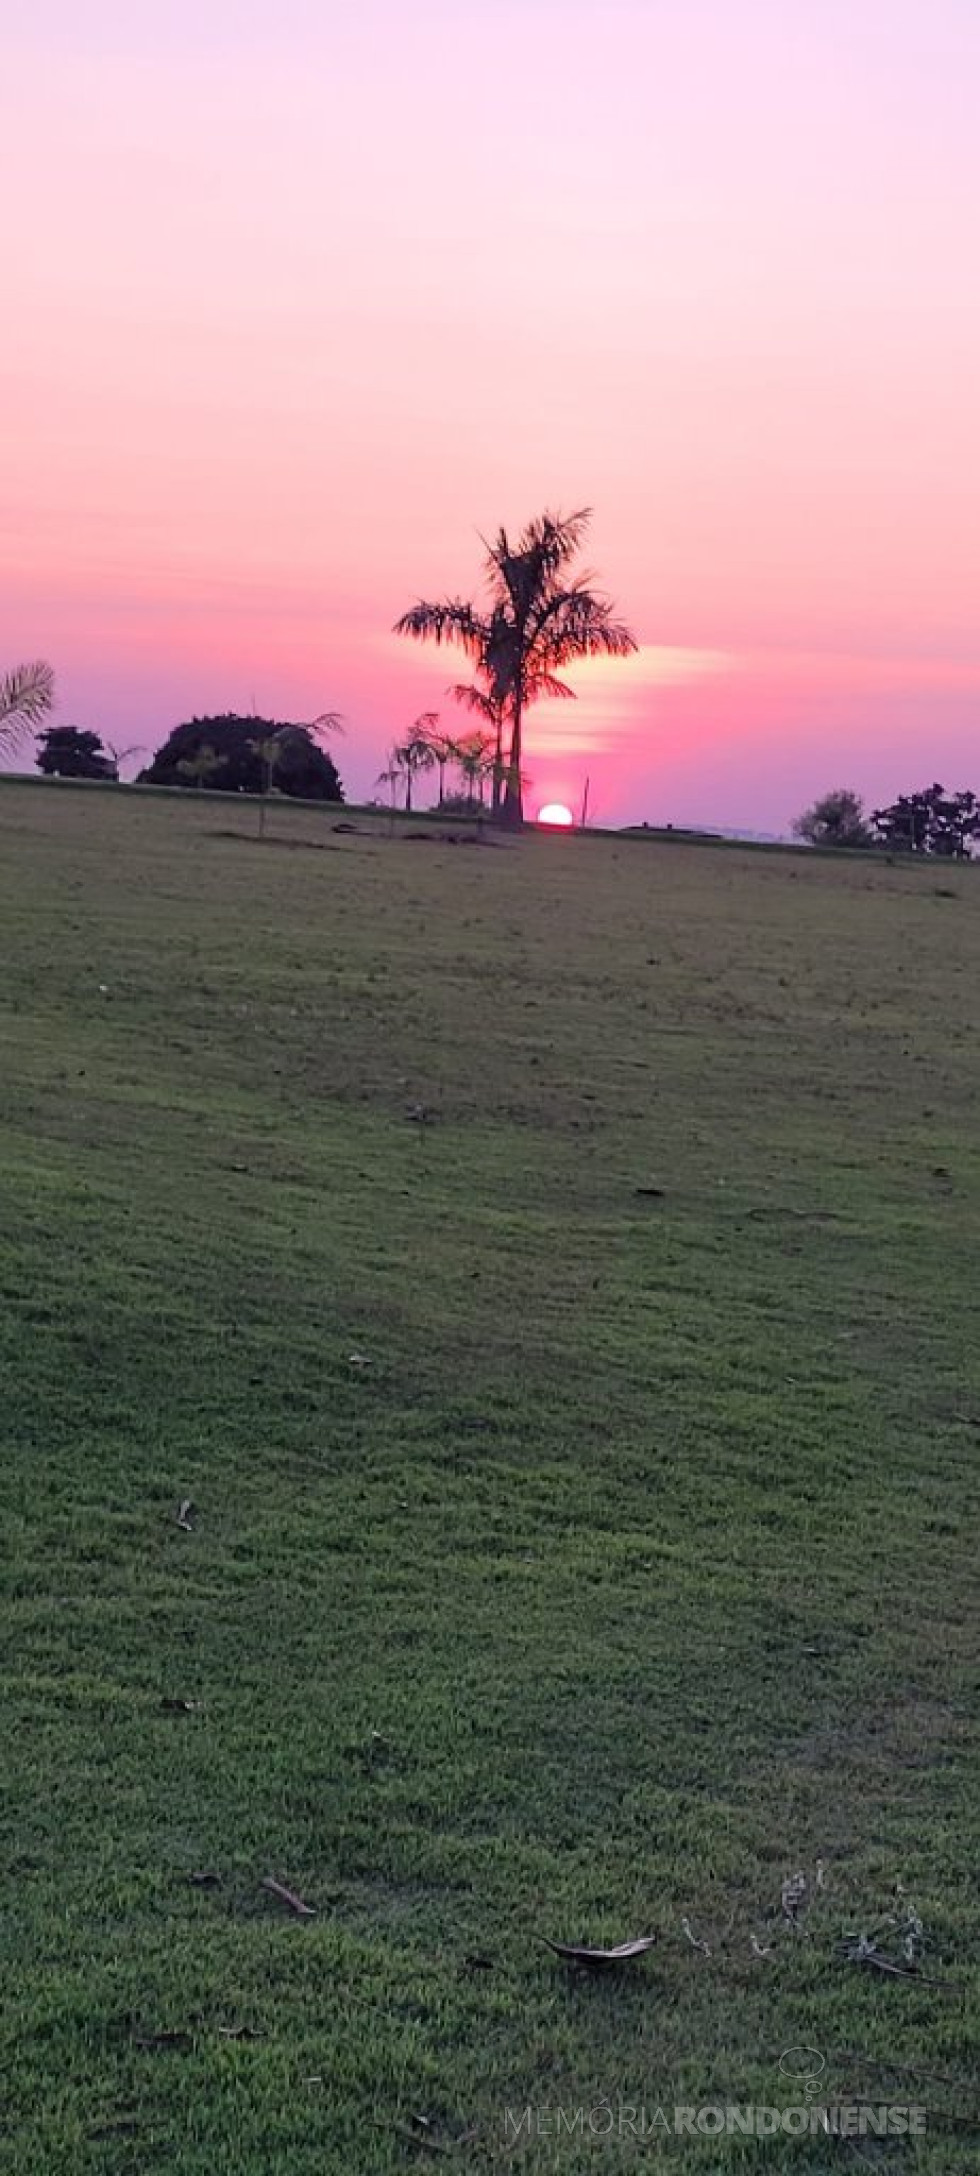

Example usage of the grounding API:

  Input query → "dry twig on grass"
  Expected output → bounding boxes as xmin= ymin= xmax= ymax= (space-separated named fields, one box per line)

xmin=542 ymin=1934 xmax=657 ymax=1970
xmin=260 ymin=1877 xmax=316 ymax=1919
xmin=834 ymin=1933 xmax=948 ymax=1986
xmin=839 ymin=2049 xmax=980 ymax=2105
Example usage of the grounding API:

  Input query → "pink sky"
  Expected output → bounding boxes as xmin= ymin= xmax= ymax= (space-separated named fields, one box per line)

xmin=3 ymin=0 xmax=978 ymax=829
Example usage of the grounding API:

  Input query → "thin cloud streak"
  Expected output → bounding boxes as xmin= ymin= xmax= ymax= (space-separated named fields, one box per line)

xmin=392 ymin=639 xmax=737 ymax=751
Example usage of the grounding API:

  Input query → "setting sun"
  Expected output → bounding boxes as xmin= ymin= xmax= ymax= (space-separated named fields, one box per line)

xmin=537 ymin=803 xmax=575 ymax=828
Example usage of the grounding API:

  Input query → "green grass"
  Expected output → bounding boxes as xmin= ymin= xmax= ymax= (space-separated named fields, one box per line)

xmin=1 ymin=779 xmax=978 ymax=2171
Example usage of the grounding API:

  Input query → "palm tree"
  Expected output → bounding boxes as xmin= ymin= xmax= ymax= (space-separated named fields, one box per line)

xmin=105 ymin=741 xmax=142 ymax=780
xmin=415 ymin=711 xmax=453 ymax=805
xmin=248 ymin=734 xmax=285 ymax=837
xmin=176 ymin=744 xmax=225 ymax=791
xmin=247 ymin=714 xmax=342 ymax=837
xmin=395 ymin=510 xmax=636 ymax=826
xmin=0 ymin=661 xmax=55 ymax=760
xmin=454 ymin=730 xmax=495 ymax=810
xmin=396 ymin=600 xmax=513 ymax=818
xmin=375 ymin=755 xmax=403 ymax=833
xmin=447 ymin=658 xmax=508 ymax=815
xmin=393 ymin=719 xmax=438 ymax=813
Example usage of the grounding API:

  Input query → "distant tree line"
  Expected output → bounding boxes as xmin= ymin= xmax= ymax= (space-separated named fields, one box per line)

xmin=794 ymin=784 xmax=980 ymax=857
xmin=3 ymin=511 xmax=639 ymax=831
xmin=24 ymin=712 xmax=346 ymax=805
xmin=375 ymin=712 xmax=500 ymax=813
xmin=8 ymin=650 xmax=975 ymax=857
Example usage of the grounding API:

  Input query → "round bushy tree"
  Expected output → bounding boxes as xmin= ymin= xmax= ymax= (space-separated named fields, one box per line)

xmin=37 ymin=726 xmax=117 ymax=780
xmin=792 ymin=788 xmax=871 ymax=849
xmin=141 ymin=715 xmax=344 ymax=801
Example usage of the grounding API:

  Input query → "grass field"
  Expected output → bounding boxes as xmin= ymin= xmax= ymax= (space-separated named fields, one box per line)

xmin=2 ymin=778 xmax=979 ymax=2172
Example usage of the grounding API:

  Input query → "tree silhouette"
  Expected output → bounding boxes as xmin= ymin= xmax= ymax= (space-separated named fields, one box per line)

xmin=393 ymin=719 xmax=438 ymax=812
xmin=447 ymin=660 xmax=508 ymax=814
xmin=142 ymin=715 xmax=343 ymax=803
xmin=792 ymin=788 xmax=871 ymax=849
xmin=872 ymin=784 xmax=980 ymax=857
xmin=36 ymin=727 xmax=117 ymax=780
xmin=1 ymin=661 xmax=55 ymax=759
xmin=375 ymin=755 xmax=404 ymax=830
xmin=249 ymin=711 xmax=345 ymax=826
xmin=454 ymin=729 xmax=495 ymax=809
xmin=395 ymin=509 xmax=636 ymax=825
xmin=415 ymin=712 xmax=453 ymax=805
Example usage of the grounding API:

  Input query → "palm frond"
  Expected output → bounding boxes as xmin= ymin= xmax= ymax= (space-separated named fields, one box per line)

xmin=456 ymin=728 xmax=495 ymax=762
xmin=558 ymin=601 xmax=638 ymax=660
xmin=527 ymin=670 xmax=577 ymax=703
xmin=0 ymin=659 xmax=56 ymax=749
xmin=396 ymin=733 xmax=437 ymax=767
xmin=519 ymin=508 xmax=593 ymax=568
xmin=527 ymin=585 xmax=638 ymax=666
xmin=393 ymin=598 xmax=489 ymax=660
xmin=448 ymin=682 xmax=499 ymax=723
xmin=485 ymin=510 xmax=594 ymax=611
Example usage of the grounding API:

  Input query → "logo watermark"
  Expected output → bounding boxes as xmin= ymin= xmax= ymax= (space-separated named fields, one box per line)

xmin=503 ymin=2052 xmax=927 ymax=2146
xmin=503 ymin=2103 xmax=927 ymax=2143
xmin=779 ymin=2045 xmax=826 ymax=2095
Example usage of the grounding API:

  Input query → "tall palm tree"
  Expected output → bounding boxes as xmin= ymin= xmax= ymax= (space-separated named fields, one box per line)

xmin=395 ymin=510 xmax=636 ymax=826
xmin=0 ymin=661 xmax=55 ymax=760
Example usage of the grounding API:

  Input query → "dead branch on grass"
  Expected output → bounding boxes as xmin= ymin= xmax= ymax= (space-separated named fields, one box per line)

xmin=542 ymin=1934 xmax=657 ymax=1970
xmin=260 ymin=1877 xmax=316 ymax=1918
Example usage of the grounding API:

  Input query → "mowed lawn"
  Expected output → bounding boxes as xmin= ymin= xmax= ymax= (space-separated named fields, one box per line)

xmin=1 ymin=780 xmax=978 ymax=2173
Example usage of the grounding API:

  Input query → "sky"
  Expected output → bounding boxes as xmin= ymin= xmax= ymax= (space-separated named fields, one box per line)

xmin=3 ymin=0 xmax=978 ymax=830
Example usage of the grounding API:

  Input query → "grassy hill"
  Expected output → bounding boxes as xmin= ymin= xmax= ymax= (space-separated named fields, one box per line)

xmin=2 ymin=780 xmax=978 ymax=2170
